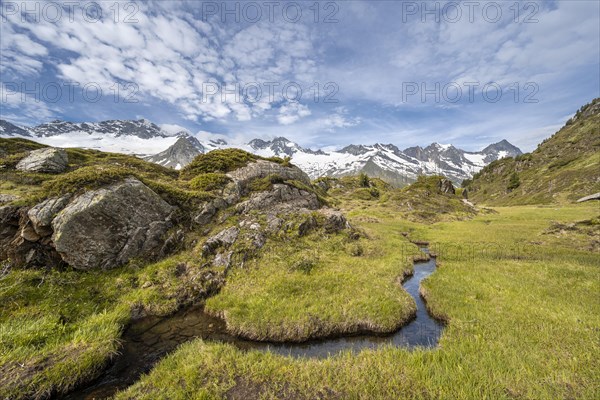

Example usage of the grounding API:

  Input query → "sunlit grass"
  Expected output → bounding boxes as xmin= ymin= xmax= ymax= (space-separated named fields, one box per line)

xmin=119 ymin=204 xmax=600 ymax=399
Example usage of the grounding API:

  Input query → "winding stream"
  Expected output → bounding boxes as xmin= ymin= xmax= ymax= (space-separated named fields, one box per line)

xmin=65 ymin=248 xmax=443 ymax=399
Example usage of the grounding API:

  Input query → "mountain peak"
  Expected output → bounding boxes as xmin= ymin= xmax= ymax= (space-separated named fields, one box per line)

xmin=482 ymin=140 xmax=522 ymax=156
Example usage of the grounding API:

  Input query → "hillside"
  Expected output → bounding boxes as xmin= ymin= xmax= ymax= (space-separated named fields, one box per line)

xmin=0 ymin=138 xmax=418 ymax=398
xmin=464 ymin=98 xmax=600 ymax=205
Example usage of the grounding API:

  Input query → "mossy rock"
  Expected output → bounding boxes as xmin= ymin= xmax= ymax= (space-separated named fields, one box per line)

xmin=180 ymin=149 xmax=287 ymax=179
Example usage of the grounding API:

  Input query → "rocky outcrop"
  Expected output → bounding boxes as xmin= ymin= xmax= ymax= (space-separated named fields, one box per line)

xmin=576 ymin=192 xmax=600 ymax=203
xmin=202 ymin=226 xmax=239 ymax=256
xmin=438 ymin=178 xmax=456 ymax=194
xmin=27 ymin=195 xmax=71 ymax=237
xmin=192 ymin=160 xmax=316 ymax=227
xmin=0 ymin=194 xmax=19 ymax=205
xmin=236 ymin=184 xmax=321 ymax=214
xmin=1 ymin=206 xmax=64 ymax=268
xmin=227 ymin=160 xmax=310 ymax=195
xmin=16 ymin=148 xmax=68 ymax=173
xmin=193 ymin=198 xmax=228 ymax=226
xmin=51 ymin=178 xmax=175 ymax=270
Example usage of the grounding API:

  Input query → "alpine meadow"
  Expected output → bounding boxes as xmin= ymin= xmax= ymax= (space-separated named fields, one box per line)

xmin=0 ymin=1 xmax=598 ymax=400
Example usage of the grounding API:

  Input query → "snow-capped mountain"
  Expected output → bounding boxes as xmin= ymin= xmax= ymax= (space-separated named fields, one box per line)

xmin=0 ymin=120 xmax=33 ymax=137
xmin=243 ymin=137 xmax=521 ymax=185
xmin=145 ymin=133 xmax=206 ymax=170
xmin=0 ymin=119 xmax=179 ymax=155
xmin=1 ymin=118 xmax=522 ymax=185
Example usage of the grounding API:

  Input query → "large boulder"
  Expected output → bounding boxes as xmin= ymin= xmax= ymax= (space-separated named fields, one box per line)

xmin=236 ymin=184 xmax=321 ymax=214
xmin=16 ymin=148 xmax=68 ymax=173
xmin=226 ymin=160 xmax=311 ymax=195
xmin=51 ymin=178 xmax=175 ymax=270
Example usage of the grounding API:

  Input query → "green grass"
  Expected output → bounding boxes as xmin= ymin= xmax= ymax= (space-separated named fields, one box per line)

xmin=0 ymin=251 xmax=226 ymax=399
xmin=118 ymin=203 xmax=599 ymax=400
xmin=205 ymin=224 xmax=418 ymax=342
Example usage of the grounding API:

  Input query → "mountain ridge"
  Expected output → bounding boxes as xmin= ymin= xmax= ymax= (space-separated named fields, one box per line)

xmin=0 ymin=118 xmax=522 ymax=184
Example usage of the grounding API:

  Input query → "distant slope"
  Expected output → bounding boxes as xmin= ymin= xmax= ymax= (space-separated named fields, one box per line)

xmin=464 ymin=98 xmax=600 ymax=205
xmin=145 ymin=133 xmax=206 ymax=169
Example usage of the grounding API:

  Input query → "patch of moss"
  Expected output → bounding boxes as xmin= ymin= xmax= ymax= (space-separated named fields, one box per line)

xmin=180 ymin=149 xmax=287 ymax=179
xmin=42 ymin=165 xmax=134 ymax=197
xmin=189 ymin=173 xmax=232 ymax=192
xmin=248 ymin=174 xmax=285 ymax=192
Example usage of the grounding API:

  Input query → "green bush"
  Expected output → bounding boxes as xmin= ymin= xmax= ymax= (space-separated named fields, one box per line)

xmin=189 ymin=173 xmax=231 ymax=192
xmin=507 ymin=172 xmax=521 ymax=191
xmin=352 ymin=188 xmax=379 ymax=200
xmin=358 ymin=172 xmax=370 ymax=188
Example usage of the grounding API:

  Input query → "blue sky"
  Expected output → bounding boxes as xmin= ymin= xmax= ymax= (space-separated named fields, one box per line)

xmin=1 ymin=0 xmax=599 ymax=151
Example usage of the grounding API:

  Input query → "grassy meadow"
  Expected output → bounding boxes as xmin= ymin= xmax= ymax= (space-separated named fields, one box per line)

xmin=117 ymin=203 xmax=600 ymax=400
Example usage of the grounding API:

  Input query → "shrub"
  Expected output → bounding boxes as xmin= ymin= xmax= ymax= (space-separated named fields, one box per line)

xmin=507 ymin=172 xmax=521 ymax=191
xmin=358 ymin=172 xmax=370 ymax=188
xmin=189 ymin=173 xmax=231 ymax=192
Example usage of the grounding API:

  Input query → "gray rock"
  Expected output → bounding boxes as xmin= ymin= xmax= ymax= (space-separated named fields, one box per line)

xmin=462 ymin=188 xmax=469 ymax=199
xmin=314 ymin=180 xmax=330 ymax=192
xmin=202 ymin=226 xmax=239 ymax=256
xmin=576 ymin=192 xmax=600 ymax=203
xmin=51 ymin=178 xmax=174 ymax=270
xmin=213 ymin=251 xmax=233 ymax=268
xmin=266 ymin=215 xmax=283 ymax=233
xmin=236 ymin=184 xmax=321 ymax=214
xmin=20 ymin=223 xmax=40 ymax=242
xmin=193 ymin=198 xmax=228 ymax=226
xmin=16 ymin=148 xmax=68 ymax=173
xmin=298 ymin=214 xmax=318 ymax=236
xmin=438 ymin=178 xmax=456 ymax=194
xmin=27 ymin=195 xmax=71 ymax=237
xmin=226 ymin=160 xmax=311 ymax=195
xmin=319 ymin=209 xmax=350 ymax=233
xmin=0 ymin=194 xmax=19 ymax=205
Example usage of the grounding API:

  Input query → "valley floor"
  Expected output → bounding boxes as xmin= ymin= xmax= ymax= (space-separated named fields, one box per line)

xmin=113 ymin=203 xmax=599 ymax=400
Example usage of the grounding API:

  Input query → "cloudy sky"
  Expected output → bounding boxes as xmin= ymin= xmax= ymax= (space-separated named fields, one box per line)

xmin=1 ymin=0 xmax=598 ymax=151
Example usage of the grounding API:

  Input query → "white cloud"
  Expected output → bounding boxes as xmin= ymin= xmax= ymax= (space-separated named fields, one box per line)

xmin=2 ymin=3 xmax=319 ymax=123
xmin=277 ymin=102 xmax=312 ymax=125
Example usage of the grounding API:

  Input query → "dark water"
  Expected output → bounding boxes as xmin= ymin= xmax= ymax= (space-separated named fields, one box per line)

xmin=64 ymin=249 xmax=443 ymax=399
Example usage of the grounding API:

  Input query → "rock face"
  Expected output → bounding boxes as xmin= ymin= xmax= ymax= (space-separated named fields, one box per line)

xmin=438 ymin=178 xmax=456 ymax=194
xmin=236 ymin=184 xmax=321 ymax=214
xmin=193 ymin=160 xmax=317 ymax=227
xmin=202 ymin=227 xmax=239 ymax=256
xmin=52 ymin=178 xmax=174 ymax=270
xmin=27 ymin=196 xmax=71 ymax=237
xmin=16 ymin=148 xmax=68 ymax=173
